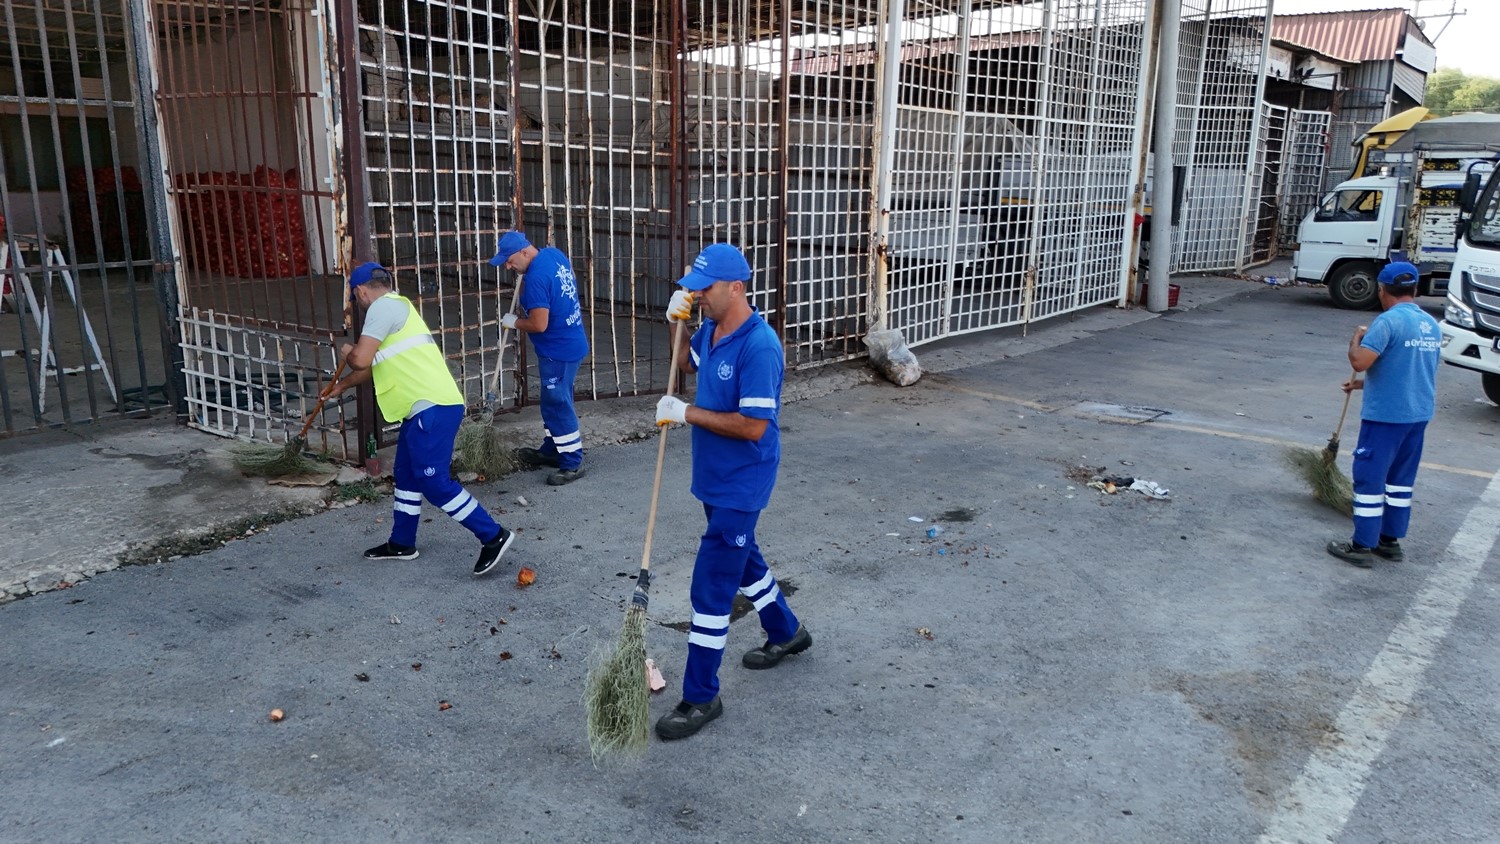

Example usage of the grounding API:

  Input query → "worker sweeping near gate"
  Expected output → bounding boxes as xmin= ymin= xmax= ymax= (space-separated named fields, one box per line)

xmin=1324 ymin=262 xmax=1440 ymax=569
xmin=651 ymin=243 xmax=812 ymax=740
xmin=488 ymin=231 xmax=591 ymax=486
xmin=322 ymin=262 xmax=516 ymax=576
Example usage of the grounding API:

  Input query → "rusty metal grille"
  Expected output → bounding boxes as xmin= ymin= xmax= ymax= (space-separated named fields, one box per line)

xmin=358 ymin=0 xmax=514 ymax=409
xmin=0 ymin=0 xmax=171 ymax=435
xmin=150 ymin=0 xmax=349 ymax=452
xmin=1170 ymin=0 xmax=1271 ymax=273
xmin=1247 ymin=100 xmax=1286 ymax=266
xmin=1278 ymin=108 xmax=1330 ymax=252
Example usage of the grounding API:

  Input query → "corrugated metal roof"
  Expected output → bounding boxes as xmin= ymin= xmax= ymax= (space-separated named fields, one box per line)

xmin=1271 ymin=9 xmax=1411 ymax=64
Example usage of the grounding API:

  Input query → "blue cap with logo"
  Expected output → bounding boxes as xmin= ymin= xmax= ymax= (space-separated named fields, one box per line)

xmin=1377 ymin=261 xmax=1419 ymax=287
xmin=678 ymin=243 xmax=752 ymax=291
xmin=348 ymin=262 xmax=392 ymax=289
xmin=488 ymin=231 xmax=532 ymax=267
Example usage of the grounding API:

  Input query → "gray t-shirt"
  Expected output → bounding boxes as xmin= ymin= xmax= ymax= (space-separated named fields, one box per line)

xmin=359 ymin=293 xmax=432 ymax=419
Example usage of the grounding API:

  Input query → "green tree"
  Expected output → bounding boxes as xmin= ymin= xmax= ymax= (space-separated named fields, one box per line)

xmin=1424 ymin=67 xmax=1500 ymax=116
xmin=1425 ymin=67 xmax=1466 ymax=115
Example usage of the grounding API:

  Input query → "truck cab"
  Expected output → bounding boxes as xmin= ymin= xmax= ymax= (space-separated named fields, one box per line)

xmin=1290 ymin=177 xmax=1394 ymax=308
xmin=1440 ymin=167 xmax=1500 ymax=404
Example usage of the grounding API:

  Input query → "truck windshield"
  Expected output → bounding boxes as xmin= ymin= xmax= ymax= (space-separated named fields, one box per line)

xmin=1315 ymin=189 xmax=1382 ymax=222
xmin=1471 ymin=175 xmax=1500 ymax=247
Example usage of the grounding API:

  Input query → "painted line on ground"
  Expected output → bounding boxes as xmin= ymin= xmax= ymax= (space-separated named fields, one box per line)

xmin=929 ymin=380 xmax=1493 ymax=480
xmin=1256 ymin=467 xmax=1500 ymax=843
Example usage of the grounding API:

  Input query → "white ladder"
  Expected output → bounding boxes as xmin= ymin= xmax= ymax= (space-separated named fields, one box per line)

xmin=0 ymin=235 xmax=118 ymax=413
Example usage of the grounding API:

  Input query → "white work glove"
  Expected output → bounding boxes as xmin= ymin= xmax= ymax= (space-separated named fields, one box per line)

xmin=656 ymin=395 xmax=688 ymax=427
xmin=501 ymin=313 xmax=518 ymax=330
xmin=666 ymin=290 xmax=695 ymax=323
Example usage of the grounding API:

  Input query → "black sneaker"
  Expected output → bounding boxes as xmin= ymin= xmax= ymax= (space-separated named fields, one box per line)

xmin=473 ymin=527 xmax=515 ymax=576
xmin=515 ymin=447 xmax=560 ymax=469
xmin=546 ymin=466 xmax=588 ymax=486
xmin=364 ymin=542 xmax=419 ymax=561
xmin=742 ymin=625 xmax=813 ymax=669
xmin=655 ymin=697 xmax=723 ymax=740
xmin=1326 ymin=540 xmax=1374 ymax=569
xmin=1372 ymin=539 xmax=1405 ymax=562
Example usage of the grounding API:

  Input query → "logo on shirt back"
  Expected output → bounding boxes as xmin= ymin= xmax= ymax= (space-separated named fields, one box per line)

xmin=717 ymin=362 xmax=734 ymax=381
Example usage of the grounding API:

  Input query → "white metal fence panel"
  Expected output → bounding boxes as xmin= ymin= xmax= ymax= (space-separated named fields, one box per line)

xmin=1246 ymin=101 xmax=1286 ymax=265
xmin=1171 ymin=0 xmax=1270 ymax=274
xmin=1278 ymin=109 xmax=1331 ymax=251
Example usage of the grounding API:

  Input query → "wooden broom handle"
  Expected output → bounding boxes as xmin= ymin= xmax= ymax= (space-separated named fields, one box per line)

xmin=297 ymin=358 xmax=350 ymax=440
xmin=639 ymin=322 xmax=687 ymax=574
xmin=1332 ymin=368 xmax=1356 ymax=440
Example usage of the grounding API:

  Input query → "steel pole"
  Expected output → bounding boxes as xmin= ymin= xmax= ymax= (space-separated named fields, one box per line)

xmin=868 ymin=0 xmax=903 ymax=334
xmin=1148 ymin=0 xmax=1181 ymax=313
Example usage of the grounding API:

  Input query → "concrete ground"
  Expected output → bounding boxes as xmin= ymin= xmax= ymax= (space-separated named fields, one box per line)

xmin=2 ymin=270 xmax=1498 ymax=843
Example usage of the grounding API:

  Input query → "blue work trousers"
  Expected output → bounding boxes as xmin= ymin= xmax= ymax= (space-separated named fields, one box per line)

xmin=1349 ymin=419 xmax=1426 ymax=548
xmin=534 ymin=355 xmax=584 ymax=471
xmin=389 ymin=404 xmax=502 ymax=548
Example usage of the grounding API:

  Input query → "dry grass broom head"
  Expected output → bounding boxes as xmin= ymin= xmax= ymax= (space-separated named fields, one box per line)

xmin=1282 ymin=446 xmax=1353 ymax=516
xmin=584 ymin=607 xmax=651 ymax=763
xmin=231 ymin=440 xmax=328 ymax=478
xmin=453 ymin=416 xmax=523 ymax=479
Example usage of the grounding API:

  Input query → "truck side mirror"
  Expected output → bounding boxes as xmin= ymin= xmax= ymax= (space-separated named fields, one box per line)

xmin=1461 ymin=172 xmax=1484 ymax=214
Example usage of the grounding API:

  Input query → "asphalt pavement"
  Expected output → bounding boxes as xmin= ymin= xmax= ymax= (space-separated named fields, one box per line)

xmin=2 ymin=278 xmax=1497 ymax=843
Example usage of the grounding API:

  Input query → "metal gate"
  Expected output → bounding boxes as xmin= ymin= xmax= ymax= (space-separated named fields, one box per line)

xmin=1277 ymin=108 xmax=1330 ymax=251
xmin=0 ymin=0 xmax=174 ymax=436
xmin=1171 ymin=0 xmax=1270 ymax=274
xmin=884 ymin=0 xmax=1153 ymax=348
xmin=1247 ymin=101 xmax=1286 ymax=266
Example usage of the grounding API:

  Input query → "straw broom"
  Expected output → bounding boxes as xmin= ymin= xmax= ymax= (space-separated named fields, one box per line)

xmin=1282 ymin=371 xmax=1355 ymax=515
xmin=231 ymin=360 xmax=348 ymax=477
xmin=584 ymin=322 xmax=686 ymax=760
xmin=453 ymin=283 xmax=524 ymax=478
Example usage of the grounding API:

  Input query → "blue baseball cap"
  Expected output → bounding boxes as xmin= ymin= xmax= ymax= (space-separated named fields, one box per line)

xmin=488 ymin=231 xmax=531 ymax=266
xmin=348 ymin=262 xmax=392 ymax=289
xmin=678 ymin=243 xmax=751 ymax=291
xmin=1377 ymin=261 xmax=1419 ymax=287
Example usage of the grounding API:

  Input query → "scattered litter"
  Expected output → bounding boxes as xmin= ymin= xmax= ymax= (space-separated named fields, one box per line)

xmin=354 ymin=672 xmax=370 ymax=682
xmin=389 ymin=615 xmax=401 ymax=625
xmin=269 ymin=709 xmax=285 ymax=722
xmin=516 ymin=495 xmax=529 ymax=507
xmin=47 ymin=737 xmax=65 ymax=748
xmin=907 ymin=516 xmax=924 ymax=523
xmin=499 ymin=651 xmax=513 ymax=661
xmin=926 ymin=525 xmax=944 ymax=539
xmin=439 ymin=700 xmax=453 ymax=711
xmin=1129 ymin=479 xmax=1171 ymax=499
xmin=516 ymin=567 xmax=537 ymax=587
xmin=937 ymin=548 xmax=947 ymax=555
xmin=917 ymin=627 xmax=934 ymax=640
xmin=411 ymin=663 xmax=422 ymax=671
xmin=864 ymin=329 xmax=922 ymax=386
xmin=885 ymin=532 xmax=901 ymax=537
xmin=1235 ymin=412 xmax=1247 ymax=417
xmin=645 ymin=658 xmax=666 ymax=692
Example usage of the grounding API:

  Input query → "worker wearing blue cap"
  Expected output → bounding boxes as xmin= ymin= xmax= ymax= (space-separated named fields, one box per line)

xmin=325 ymin=262 xmax=515 ymax=576
xmin=651 ymin=243 xmax=811 ymax=740
xmin=489 ymin=231 xmax=590 ymax=485
xmin=1326 ymin=261 xmax=1441 ymax=568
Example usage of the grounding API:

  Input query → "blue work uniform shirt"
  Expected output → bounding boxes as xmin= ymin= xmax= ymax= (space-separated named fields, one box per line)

xmin=1359 ymin=301 xmax=1440 ymax=423
xmin=521 ymin=247 xmax=590 ymax=362
xmin=688 ymin=309 xmax=784 ymax=512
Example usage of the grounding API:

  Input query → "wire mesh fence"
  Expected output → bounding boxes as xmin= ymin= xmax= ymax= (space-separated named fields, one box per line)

xmin=1278 ymin=108 xmax=1331 ymax=251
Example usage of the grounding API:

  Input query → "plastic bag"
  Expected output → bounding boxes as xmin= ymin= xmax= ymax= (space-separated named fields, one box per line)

xmin=864 ymin=329 xmax=922 ymax=387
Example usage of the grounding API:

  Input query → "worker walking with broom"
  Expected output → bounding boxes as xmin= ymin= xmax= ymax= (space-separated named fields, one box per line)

xmin=324 ymin=263 xmax=516 ymax=576
xmin=1325 ymin=262 xmax=1440 ymax=568
xmin=651 ymin=243 xmax=812 ymax=740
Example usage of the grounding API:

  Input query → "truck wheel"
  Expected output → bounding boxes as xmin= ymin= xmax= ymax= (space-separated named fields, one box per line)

xmin=1328 ymin=262 xmax=1381 ymax=310
xmin=1484 ymin=373 xmax=1500 ymax=406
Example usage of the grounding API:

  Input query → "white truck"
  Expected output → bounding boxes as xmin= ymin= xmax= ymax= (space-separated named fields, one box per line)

xmin=1440 ymin=166 xmax=1500 ymax=404
xmin=1290 ymin=113 xmax=1500 ymax=309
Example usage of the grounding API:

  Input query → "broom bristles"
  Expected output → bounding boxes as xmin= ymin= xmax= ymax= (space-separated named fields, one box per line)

xmin=584 ymin=605 xmax=651 ymax=763
xmin=453 ymin=416 xmax=523 ymax=478
xmin=231 ymin=439 xmax=327 ymax=477
xmin=1282 ymin=446 xmax=1353 ymax=515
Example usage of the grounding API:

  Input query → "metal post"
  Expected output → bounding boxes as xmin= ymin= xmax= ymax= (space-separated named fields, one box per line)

xmin=333 ymin=0 xmax=377 ymax=447
xmin=868 ymin=0 xmax=903 ymax=335
xmin=124 ymin=0 xmax=188 ymax=419
xmin=1148 ymin=0 xmax=1181 ymax=313
xmin=1120 ymin=0 xmax=1161 ymax=307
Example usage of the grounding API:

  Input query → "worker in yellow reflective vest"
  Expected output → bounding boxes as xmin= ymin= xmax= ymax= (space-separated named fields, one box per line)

xmin=324 ymin=263 xmax=515 ymax=576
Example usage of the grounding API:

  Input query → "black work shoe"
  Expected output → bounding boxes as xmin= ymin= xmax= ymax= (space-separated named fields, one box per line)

xmin=364 ymin=542 xmax=419 ymax=561
xmin=742 ymin=625 xmax=813 ymax=669
xmin=1372 ymin=539 xmax=1405 ymax=562
xmin=655 ymin=697 xmax=723 ymax=740
xmin=515 ymin=447 xmax=560 ymax=469
xmin=473 ymin=527 xmax=515 ymax=576
xmin=546 ymin=466 xmax=588 ymax=486
xmin=1327 ymin=540 xmax=1374 ymax=569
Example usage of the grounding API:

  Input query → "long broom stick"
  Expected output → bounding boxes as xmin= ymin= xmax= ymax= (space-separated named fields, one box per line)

xmin=585 ymin=321 xmax=687 ymax=760
xmin=1282 ymin=369 xmax=1355 ymax=514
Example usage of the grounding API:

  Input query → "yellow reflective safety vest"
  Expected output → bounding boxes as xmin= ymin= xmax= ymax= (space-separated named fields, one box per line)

xmin=369 ymin=293 xmax=463 ymax=420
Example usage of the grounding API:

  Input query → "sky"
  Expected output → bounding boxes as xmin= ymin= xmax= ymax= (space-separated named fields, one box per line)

xmin=1273 ymin=0 xmax=1500 ymax=78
